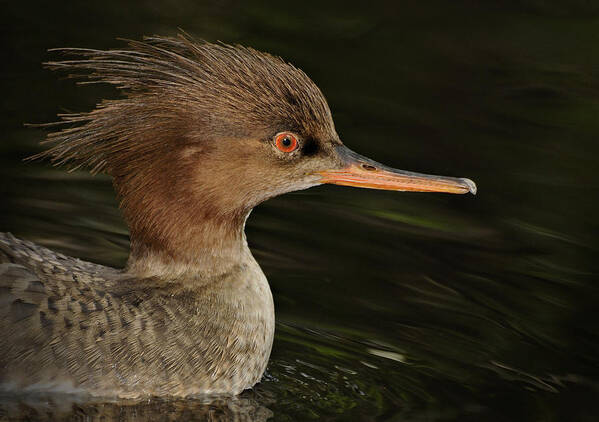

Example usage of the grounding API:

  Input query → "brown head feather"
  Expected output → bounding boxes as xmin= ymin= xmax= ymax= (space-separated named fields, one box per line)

xmin=33 ymin=34 xmax=340 ymax=275
xmin=36 ymin=34 xmax=335 ymax=174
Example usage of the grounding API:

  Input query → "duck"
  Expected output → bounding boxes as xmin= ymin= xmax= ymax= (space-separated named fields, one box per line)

xmin=0 ymin=34 xmax=476 ymax=398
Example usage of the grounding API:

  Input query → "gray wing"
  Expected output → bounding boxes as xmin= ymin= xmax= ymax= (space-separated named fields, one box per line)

xmin=0 ymin=232 xmax=120 ymax=393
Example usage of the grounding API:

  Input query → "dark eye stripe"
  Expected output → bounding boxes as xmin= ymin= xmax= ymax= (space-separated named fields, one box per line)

xmin=302 ymin=138 xmax=320 ymax=156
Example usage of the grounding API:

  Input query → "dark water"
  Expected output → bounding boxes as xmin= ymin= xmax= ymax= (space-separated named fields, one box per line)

xmin=2 ymin=1 xmax=599 ymax=420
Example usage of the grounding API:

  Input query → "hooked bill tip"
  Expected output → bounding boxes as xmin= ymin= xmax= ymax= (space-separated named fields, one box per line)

xmin=460 ymin=178 xmax=477 ymax=195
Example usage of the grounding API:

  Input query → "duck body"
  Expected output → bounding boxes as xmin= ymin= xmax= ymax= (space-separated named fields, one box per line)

xmin=0 ymin=34 xmax=475 ymax=398
xmin=0 ymin=233 xmax=273 ymax=397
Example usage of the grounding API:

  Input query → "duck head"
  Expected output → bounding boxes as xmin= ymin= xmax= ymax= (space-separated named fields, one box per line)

xmin=36 ymin=35 xmax=475 ymax=277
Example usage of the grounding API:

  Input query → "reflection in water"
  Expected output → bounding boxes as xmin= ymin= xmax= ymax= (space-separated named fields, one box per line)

xmin=0 ymin=391 xmax=274 ymax=422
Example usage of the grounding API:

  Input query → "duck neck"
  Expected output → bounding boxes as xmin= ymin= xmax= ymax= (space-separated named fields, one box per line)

xmin=125 ymin=210 xmax=253 ymax=281
xmin=112 ymin=147 xmax=262 ymax=281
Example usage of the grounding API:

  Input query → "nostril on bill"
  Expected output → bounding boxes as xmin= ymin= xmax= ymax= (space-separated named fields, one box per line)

xmin=361 ymin=164 xmax=376 ymax=171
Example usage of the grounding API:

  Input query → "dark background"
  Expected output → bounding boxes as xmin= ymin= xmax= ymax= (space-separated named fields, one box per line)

xmin=1 ymin=1 xmax=599 ymax=420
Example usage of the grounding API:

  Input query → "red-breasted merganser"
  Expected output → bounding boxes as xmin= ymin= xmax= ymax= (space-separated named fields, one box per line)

xmin=0 ymin=34 xmax=476 ymax=398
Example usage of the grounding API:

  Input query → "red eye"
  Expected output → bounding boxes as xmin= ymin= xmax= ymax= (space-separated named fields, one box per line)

xmin=274 ymin=132 xmax=299 ymax=153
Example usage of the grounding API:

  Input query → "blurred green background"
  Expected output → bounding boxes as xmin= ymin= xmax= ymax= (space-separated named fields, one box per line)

xmin=1 ymin=1 xmax=598 ymax=420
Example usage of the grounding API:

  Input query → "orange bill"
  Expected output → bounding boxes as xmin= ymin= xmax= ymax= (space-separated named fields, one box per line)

xmin=318 ymin=146 xmax=477 ymax=195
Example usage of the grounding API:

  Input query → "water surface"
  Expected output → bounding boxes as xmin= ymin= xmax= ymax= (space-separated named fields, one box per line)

xmin=2 ymin=1 xmax=598 ymax=420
